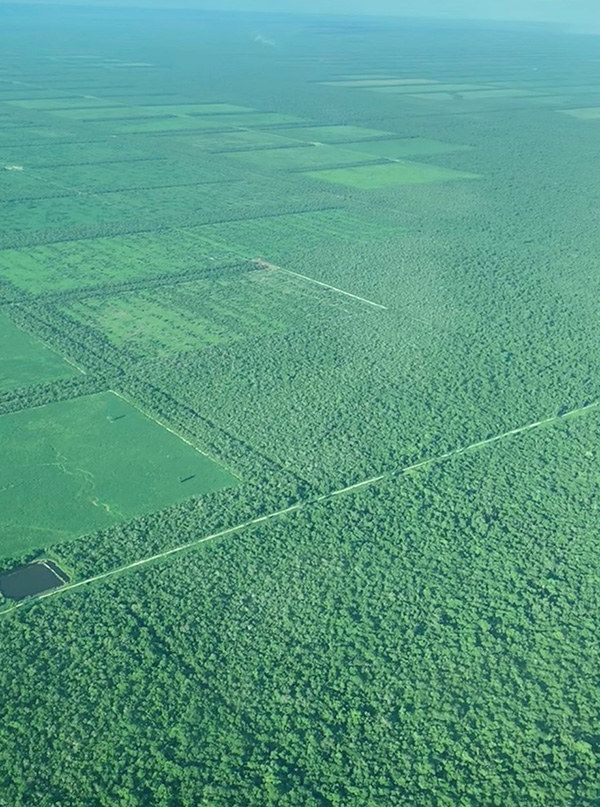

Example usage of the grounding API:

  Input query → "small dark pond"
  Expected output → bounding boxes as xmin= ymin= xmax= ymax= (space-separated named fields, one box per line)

xmin=0 ymin=560 xmax=69 ymax=601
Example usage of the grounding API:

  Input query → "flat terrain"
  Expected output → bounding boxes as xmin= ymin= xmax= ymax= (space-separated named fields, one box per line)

xmin=0 ymin=314 xmax=78 ymax=390
xmin=0 ymin=392 xmax=237 ymax=556
xmin=0 ymin=7 xmax=599 ymax=806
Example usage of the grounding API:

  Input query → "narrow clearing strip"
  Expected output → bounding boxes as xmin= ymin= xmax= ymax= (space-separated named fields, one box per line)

xmin=253 ymin=259 xmax=387 ymax=310
xmin=1 ymin=400 xmax=597 ymax=617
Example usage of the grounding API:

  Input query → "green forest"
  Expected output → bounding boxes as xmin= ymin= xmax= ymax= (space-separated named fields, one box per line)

xmin=1 ymin=5 xmax=599 ymax=806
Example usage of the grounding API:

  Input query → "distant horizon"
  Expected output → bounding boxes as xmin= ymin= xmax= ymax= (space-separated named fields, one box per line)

xmin=3 ymin=0 xmax=599 ymax=30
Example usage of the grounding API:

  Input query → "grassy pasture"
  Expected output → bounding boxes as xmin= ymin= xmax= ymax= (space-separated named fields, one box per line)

xmin=62 ymin=268 xmax=361 ymax=357
xmin=369 ymin=83 xmax=490 ymax=94
xmin=0 ymin=231 xmax=241 ymax=293
xmin=6 ymin=98 xmax=121 ymax=110
xmin=223 ymin=144 xmax=382 ymax=171
xmin=340 ymin=137 xmax=471 ymax=157
xmin=272 ymin=125 xmax=395 ymax=143
xmin=0 ymin=166 xmax=65 ymax=201
xmin=0 ymin=141 xmax=150 ymax=168
xmin=140 ymin=104 xmax=254 ymax=115
xmin=321 ymin=78 xmax=438 ymax=87
xmin=456 ymin=88 xmax=542 ymax=98
xmin=113 ymin=117 xmax=242 ymax=134
xmin=306 ymin=161 xmax=481 ymax=188
xmin=561 ymin=107 xmax=600 ymax=119
xmin=49 ymin=106 xmax=177 ymax=120
xmin=194 ymin=209 xmax=392 ymax=259
xmin=29 ymin=158 xmax=226 ymax=193
xmin=0 ymin=313 xmax=78 ymax=391
xmin=0 ymin=391 xmax=238 ymax=557
xmin=188 ymin=129 xmax=304 ymax=151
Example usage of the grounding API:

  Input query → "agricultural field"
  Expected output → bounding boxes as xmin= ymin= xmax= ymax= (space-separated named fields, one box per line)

xmin=1 ymin=6 xmax=600 ymax=807
xmin=0 ymin=391 xmax=237 ymax=556
xmin=61 ymin=267 xmax=368 ymax=358
xmin=306 ymin=160 xmax=481 ymax=188
xmin=0 ymin=230 xmax=243 ymax=293
xmin=0 ymin=313 xmax=78 ymax=391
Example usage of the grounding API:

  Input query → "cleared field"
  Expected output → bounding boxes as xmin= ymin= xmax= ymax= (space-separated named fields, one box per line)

xmin=194 ymin=209 xmax=392 ymax=258
xmin=561 ymin=107 xmax=600 ymax=119
xmin=456 ymin=88 xmax=541 ymax=98
xmin=29 ymin=158 xmax=227 ymax=193
xmin=370 ymin=83 xmax=490 ymax=94
xmin=0 ymin=140 xmax=151 ymax=168
xmin=224 ymin=144 xmax=381 ymax=171
xmin=0 ymin=193 xmax=136 ymax=235
xmin=141 ymin=103 xmax=254 ymax=115
xmin=62 ymin=268 xmax=363 ymax=357
xmin=321 ymin=78 xmax=438 ymax=87
xmin=6 ymin=98 xmax=121 ymax=110
xmin=0 ymin=231 xmax=241 ymax=293
xmin=113 ymin=117 xmax=244 ymax=134
xmin=50 ymin=106 xmax=176 ymax=120
xmin=0 ymin=391 xmax=238 ymax=557
xmin=189 ymin=129 xmax=306 ymax=151
xmin=340 ymin=137 xmax=471 ymax=157
xmin=0 ymin=167 xmax=58 ymax=201
xmin=114 ymin=112 xmax=306 ymax=134
xmin=305 ymin=161 xmax=481 ymax=188
xmin=272 ymin=125 xmax=395 ymax=143
xmin=0 ymin=313 xmax=78 ymax=390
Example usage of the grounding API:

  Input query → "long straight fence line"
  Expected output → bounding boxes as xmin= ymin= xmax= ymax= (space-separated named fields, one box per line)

xmin=1 ymin=399 xmax=598 ymax=617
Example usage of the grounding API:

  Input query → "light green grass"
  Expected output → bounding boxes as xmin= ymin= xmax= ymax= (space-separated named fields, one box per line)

xmin=0 ymin=167 xmax=54 ymax=201
xmin=305 ymin=161 xmax=480 ymax=189
xmin=0 ymin=314 xmax=78 ymax=391
xmin=114 ymin=117 xmax=241 ymax=133
xmin=272 ymin=125 xmax=395 ymax=143
xmin=29 ymin=158 xmax=224 ymax=192
xmin=457 ymin=88 xmax=541 ymax=99
xmin=561 ymin=107 xmax=600 ymax=120
xmin=370 ymin=83 xmax=489 ymax=94
xmin=224 ymin=144 xmax=380 ymax=171
xmin=194 ymin=209 xmax=393 ymax=259
xmin=140 ymin=103 xmax=254 ymax=115
xmin=321 ymin=78 xmax=438 ymax=87
xmin=0 ymin=231 xmax=240 ymax=292
xmin=188 ymin=129 xmax=303 ymax=151
xmin=50 ymin=106 xmax=176 ymax=120
xmin=340 ymin=137 xmax=471 ymax=158
xmin=0 ymin=391 xmax=238 ymax=557
xmin=63 ymin=269 xmax=357 ymax=357
xmin=6 ymin=98 xmax=121 ymax=110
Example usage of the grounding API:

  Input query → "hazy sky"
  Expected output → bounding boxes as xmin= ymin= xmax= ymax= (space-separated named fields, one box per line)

xmin=7 ymin=0 xmax=599 ymax=26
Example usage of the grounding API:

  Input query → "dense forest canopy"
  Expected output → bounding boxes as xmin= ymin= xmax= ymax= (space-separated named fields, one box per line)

xmin=0 ymin=6 xmax=599 ymax=805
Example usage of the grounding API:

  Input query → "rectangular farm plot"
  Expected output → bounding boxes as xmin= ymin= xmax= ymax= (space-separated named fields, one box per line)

xmin=321 ymin=79 xmax=438 ymax=87
xmin=49 ymin=106 xmax=177 ymax=121
xmin=561 ymin=108 xmax=600 ymax=120
xmin=61 ymin=267 xmax=372 ymax=358
xmin=194 ymin=209 xmax=392 ymax=259
xmin=140 ymin=104 xmax=254 ymax=115
xmin=305 ymin=161 xmax=480 ymax=189
xmin=0 ymin=313 xmax=78 ymax=391
xmin=272 ymin=125 xmax=396 ymax=144
xmin=224 ymin=144 xmax=382 ymax=171
xmin=30 ymin=158 xmax=226 ymax=193
xmin=369 ymin=83 xmax=489 ymax=94
xmin=0 ymin=391 xmax=238 ymax=558
xmin=114 ymin=112 xmax=305 ymax=134
xmin=341 ymin=138 xmax=471 ymax=158
xmin=0 ymin=231 xmax=241 ymax=293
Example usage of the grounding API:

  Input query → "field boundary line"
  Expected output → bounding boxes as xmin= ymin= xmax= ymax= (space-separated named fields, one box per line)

xmin=252 ymin=259 xmax=387 ymax=310
xmin=1 ymin=399 xmax=597 ymax=617
xmin=108 ymin=389 xmax=242 ymax=481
